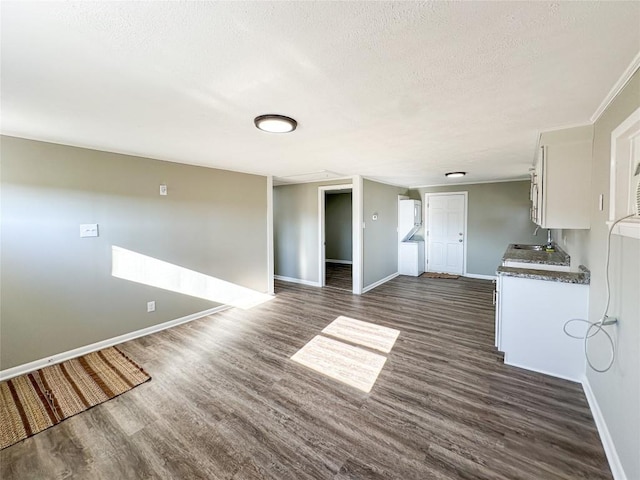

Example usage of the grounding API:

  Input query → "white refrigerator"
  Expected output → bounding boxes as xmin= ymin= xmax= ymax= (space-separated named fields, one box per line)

xmin=398 ymin=199 xmax=425 ymax=276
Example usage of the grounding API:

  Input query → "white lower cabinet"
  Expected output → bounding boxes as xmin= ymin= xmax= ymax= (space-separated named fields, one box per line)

xmin=399 ymin=241 xmax=424 ymax=276
xmin=494 ymin=277 xmax=502 ymax=350
xmin=495 ymin=275 xmax=588 ymax=382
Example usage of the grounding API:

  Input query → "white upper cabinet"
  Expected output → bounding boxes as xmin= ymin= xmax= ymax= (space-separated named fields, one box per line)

xmin=531 ymin=125 xmax=593 ymax=229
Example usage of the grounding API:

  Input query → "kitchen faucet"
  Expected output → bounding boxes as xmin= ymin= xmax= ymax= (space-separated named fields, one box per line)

xmin=532 ymin=226 xmax=553 ymax=249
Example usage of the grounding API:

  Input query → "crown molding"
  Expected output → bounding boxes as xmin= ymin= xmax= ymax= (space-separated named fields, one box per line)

xmin=591 ymin=51 xmax=640 ymax=124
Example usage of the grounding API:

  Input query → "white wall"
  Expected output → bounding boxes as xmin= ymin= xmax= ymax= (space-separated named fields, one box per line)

xmin=557 ymin=69 xmax=640 ymax=480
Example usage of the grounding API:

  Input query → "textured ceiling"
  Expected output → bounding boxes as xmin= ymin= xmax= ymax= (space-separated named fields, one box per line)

xmin=2 ymin=1 xmax=639 ymax=187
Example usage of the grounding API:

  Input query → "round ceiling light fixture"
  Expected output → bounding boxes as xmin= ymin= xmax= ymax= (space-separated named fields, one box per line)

xmin=254 ymin=114 xmax=297 ymax=133
xmin=445 ymin=171 xmax=466 ymax=178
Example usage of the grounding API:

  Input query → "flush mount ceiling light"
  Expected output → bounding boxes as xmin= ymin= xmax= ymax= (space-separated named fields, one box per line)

xmin=254 ymin=114 xmax=297 ymax=133
xmin=445 ymin=172 xmax=466 ymax=178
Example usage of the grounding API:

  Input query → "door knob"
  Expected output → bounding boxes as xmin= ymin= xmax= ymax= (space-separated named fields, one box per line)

xmin=459 ymin=232 xmax=463 ymax=235
xmin=459 ymin=239 xmax=463 ymax=242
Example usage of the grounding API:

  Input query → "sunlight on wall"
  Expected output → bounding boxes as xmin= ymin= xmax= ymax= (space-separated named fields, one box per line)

xmin=111 ymin=246 xmax=273 ymax=310
xmin=291 ymin=316 xmax=400 ymax=393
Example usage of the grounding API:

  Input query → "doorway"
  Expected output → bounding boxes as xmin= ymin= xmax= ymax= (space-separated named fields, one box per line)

xmin=319 ymin=185 xmax=353 ymax=291
xmin=424 ymin=192 xmax=467 ymax=275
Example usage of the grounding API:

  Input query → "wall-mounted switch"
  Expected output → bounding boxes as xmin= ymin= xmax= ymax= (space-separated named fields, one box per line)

xmin=147 ymin=301 xmax=156 ymax=312
xmin=160 ymin=184 xmax=168 ymax=196
xmin=80 ymin=224 xmax=99 ymax=237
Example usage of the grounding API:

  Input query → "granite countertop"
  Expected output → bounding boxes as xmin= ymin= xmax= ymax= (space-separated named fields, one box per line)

xmin=496 ymin=265 xmax=590 ymax=284
xmin=502 ymin=244 xmax=570 ymax=267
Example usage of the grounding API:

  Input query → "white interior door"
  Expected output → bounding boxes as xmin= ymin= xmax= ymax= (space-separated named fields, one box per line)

xmin=426 ymin=194 xmax=466 ymax=275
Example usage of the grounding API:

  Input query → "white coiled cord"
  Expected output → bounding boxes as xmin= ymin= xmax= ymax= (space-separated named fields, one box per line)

xmin=563 ymin=214 xmax=635 ymax=373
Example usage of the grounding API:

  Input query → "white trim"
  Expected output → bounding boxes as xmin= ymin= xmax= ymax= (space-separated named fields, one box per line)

xmin=326 ymin=259 xmax=353 ymax=265
xmin=591 ymin=51 xmax=640 ymax=124
xmin=410 ymin=177 xmax=528 ymax=189
xmin=318 ymin=184 xmax=354 ymax=289
xmin=274 ymin=275 xmax=321 ymax=287
xmin=609 ymin=107 xmax=640 ymax=239
xmin=423 ymin=191 xmax=468 ymax=276
xmin=362 ymin=272 xmax=399 ymax=293
xmin=353 ymin=175 xmax=364 ymax=295
xmin=267 ymin=175 xmax=274 ymax=295
xmin=582 ymin=376 xmax=628 ymax=480
xmin=503 ymin=358 xmax=581 ymax=384
xmin=607 ymin=218 xmax=640 ymax=239
xmin=464 ymin=273 xmax=496 ymax=281
xmin=0 ymin=305 xmax=230 ymax=382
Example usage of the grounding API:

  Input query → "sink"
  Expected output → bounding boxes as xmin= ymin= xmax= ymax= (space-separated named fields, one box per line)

xmin=513 ymin=244 xmax=546 ymax=251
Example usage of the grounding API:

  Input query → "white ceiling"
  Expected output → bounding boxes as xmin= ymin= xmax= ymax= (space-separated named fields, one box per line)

xmin=2 ymin=1 xmax=639 ymax=187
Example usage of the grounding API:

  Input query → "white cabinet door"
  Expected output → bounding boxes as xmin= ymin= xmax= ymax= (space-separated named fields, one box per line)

xmin=426 ymin=194 xmax=465 ymax=275
xmin=494 ymin=277 xmax=502 ymax=350
xmin=500 ymin=275 xmax=588 ymax=382
xmin=531 ymin=125 xmax=592 ymax=229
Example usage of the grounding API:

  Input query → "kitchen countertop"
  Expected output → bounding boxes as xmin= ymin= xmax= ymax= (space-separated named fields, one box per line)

xmin=496 ymin=264 xmax=590 ymax=284
xmin=502 ymin=243 xmax=570 ymax=267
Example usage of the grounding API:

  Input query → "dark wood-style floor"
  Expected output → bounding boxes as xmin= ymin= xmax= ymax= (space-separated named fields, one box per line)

xmin=325 ymin=262 xmax=352 ymax=291
xmin=1 ymin=276 xmax=611 ymax=479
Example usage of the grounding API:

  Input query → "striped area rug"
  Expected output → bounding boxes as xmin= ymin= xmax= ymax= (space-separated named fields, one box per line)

xmin=0 ymin=347 xmax=150 ymax=450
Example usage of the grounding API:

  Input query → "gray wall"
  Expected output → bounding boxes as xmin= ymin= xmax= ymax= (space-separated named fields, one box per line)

xmin=1 ymin=136 xmax=268 ymax=369
xmin=363 ymin=179 xmax=407 ymax=288
xmin=411 ymin=181 xmax=535 ymax=276
xmin=325 ymin=192 xmax=352 ymax=262
xmin=556 ymin=70 xmax=639 ymax=479
xmin=273 ymin=180 xmax=351 ymax=283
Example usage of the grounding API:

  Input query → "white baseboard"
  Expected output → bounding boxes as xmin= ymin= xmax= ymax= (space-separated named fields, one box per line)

xmin=464 ymin=273 xmax=496 ymax=281
xmin=326 ymin=259 xmax=353 ymax=265
xmin=0 ymin=305 xmax=230 ymax=382
xmin=503 ymin=358 xmax=581 ymax=384
xmin=363 ymin=272 xmax=399 ymax=293
xmin=582 ymin=376 xmax=627 ymax=480
xmin=274 ymin=275 xmax=321 ymax=287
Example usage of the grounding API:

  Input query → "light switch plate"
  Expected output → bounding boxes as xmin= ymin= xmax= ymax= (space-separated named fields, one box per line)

xmin=160 ymin=184 xmax=168 ymax=196
xmin=80 ymin=224 xmax=99 ymax=237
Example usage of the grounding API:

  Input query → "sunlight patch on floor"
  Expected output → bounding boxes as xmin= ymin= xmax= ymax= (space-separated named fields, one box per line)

xmin=321 ymin=316 xmax=400 ymax=353
xmin=111 ymin=246 xmax=273 ymax=310
xmin=291 ymin=335 xmax=387 ymax=393
xmin=291 ymin=316 xmax=401 ymax=393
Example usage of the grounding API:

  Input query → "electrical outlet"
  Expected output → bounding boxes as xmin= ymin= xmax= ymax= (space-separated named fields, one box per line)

xmin=159 ymin=184 xmax=167 ymax=196
xmin=147 ymin=301 xmax=156 ymax=312
xmin=80 ymin=224 xmax=99 ymax=237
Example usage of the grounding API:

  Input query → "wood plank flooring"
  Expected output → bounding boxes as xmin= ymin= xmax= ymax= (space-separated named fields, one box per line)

xmin=0 ymin=276 xmax=612 ymax=479
xmin=325 ymin=262 xmax=352 ymax=291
